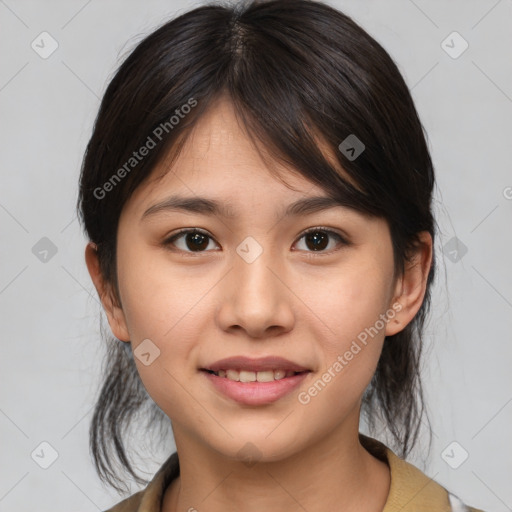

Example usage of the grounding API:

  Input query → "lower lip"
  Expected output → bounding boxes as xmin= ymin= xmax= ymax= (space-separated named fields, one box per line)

xmin=201 ymin=370 xmax=310 ymax=405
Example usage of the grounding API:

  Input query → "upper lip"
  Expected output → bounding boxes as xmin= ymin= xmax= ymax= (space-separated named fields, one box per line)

xmin=201 ymin=356 xmax=311 ymax=373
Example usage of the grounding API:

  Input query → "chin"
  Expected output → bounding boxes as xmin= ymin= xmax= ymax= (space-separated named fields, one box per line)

xmin=205 ymin=430 xmax=305 ymax=466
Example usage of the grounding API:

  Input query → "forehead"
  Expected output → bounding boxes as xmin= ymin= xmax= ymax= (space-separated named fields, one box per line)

xmin=132 ymin=100 xmax=324 ymax=200
xmin=125 ymin=95 xmax=362 ymax=218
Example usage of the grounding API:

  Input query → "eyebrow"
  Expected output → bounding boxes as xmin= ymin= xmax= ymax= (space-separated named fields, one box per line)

xmin=141 ymin=194 xmax=351 ymax=221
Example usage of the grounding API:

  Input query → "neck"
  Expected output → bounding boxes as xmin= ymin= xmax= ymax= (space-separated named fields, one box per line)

xmin=162 ymin=422 xmax=390 ymax=512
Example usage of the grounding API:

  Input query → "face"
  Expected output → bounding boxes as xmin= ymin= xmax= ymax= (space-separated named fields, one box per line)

xmin=89 ymin=95 xmax=427 ymax=463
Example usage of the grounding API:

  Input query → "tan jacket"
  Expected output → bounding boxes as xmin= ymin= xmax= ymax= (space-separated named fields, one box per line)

xmin=104 ymin=434 xmax=486 ymax=512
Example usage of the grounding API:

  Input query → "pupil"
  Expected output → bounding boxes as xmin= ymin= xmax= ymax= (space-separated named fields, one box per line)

xmin=306 ymin=231 xmax=327 ymax=251
xmin=187 ymin=232 xmax=208 ymax=251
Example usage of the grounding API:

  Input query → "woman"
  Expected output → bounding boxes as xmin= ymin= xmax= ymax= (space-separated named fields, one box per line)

xmin=78 ymin=0 xmax=486 ymax=510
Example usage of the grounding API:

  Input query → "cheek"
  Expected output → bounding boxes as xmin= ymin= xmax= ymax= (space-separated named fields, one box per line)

xmin=294 ymin=258 xmax=393 ymax=411
xmin=294 ymin=272 xmax=389 ymax=422
xmin=299 ymin=259 xmax=392 ymax=351
xmin=116 ymin=241 xmax=210 ymax=340
xmin=119 ymin=266 xmax=213 ymax=414
xmin=115 ymin=245 xmax=221 ymax=400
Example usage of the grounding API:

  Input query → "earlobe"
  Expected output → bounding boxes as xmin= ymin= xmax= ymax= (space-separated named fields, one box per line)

xmin=84 ymin=242 xmax=130 ymax=342
xmin=385 ymin=232 xmax=433 ymax=337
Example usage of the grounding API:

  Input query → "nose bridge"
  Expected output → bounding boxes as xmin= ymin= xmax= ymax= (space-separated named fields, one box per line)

xmin=217 ymin=235 xmax=294 ymax=336
xmin=233 ymin=235 xmax=282 ymax=306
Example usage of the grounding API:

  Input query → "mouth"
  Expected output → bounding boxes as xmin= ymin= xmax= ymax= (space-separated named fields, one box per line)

xmin=199 ymin=355 xmax=312 ymax=405
xmin=201 ymin=368 xmax=309 ymax=382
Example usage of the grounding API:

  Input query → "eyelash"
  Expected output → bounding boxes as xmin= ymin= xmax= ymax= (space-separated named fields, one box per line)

xmin=162 ymin=226 xmax=350 ymax=258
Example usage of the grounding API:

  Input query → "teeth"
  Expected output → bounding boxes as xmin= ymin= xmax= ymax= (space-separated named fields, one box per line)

xmin=255 ymin=370 xmax=275 ymax=382
xmin=239 ymin=370 xmax=256 ymax=382
xmin=212 ymin=369 xmax=299 ymax=382
xmin=226 ymin=369 xmax=239 ymax=381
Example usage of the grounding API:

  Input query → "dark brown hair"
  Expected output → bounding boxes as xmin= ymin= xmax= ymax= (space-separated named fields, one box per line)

xmin=77 ymin=0 xmax=437 ymax=493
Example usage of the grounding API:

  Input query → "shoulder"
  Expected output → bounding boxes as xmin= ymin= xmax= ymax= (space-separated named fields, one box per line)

xmin=102 ymin=452 xmax=180 ymax=512
xmin=103 ymin=491 xmax=144 ymax=512
xmin=359 ymin=434 xmax=488 ymax=512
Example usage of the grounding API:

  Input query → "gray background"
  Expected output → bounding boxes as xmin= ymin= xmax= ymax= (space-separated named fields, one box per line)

xmin=1 ymin=0 xmax=511 ymax=510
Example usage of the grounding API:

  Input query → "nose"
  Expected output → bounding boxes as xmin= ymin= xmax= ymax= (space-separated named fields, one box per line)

xmin=215 ymin=247 xmax=295 ymax=339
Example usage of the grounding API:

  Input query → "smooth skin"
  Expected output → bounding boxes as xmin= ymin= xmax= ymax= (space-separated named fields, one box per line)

xmin=86 ymin=95 xmax=432 ymax=512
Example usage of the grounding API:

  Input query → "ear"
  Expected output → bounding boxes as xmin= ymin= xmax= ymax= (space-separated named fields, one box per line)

xmin=385 ymin=231 xmax=433 ymax=337
xmin=85 ymin=242 xmax=130 ymax=342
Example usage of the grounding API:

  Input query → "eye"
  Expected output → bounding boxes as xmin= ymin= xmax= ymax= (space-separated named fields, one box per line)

xmin=162 ymin=226 xmax=349 ymax=256
xmin=163 ymin=228 xmax=219 ymax=254
xmin=293 ymin=226 xmax=349 ymax=256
